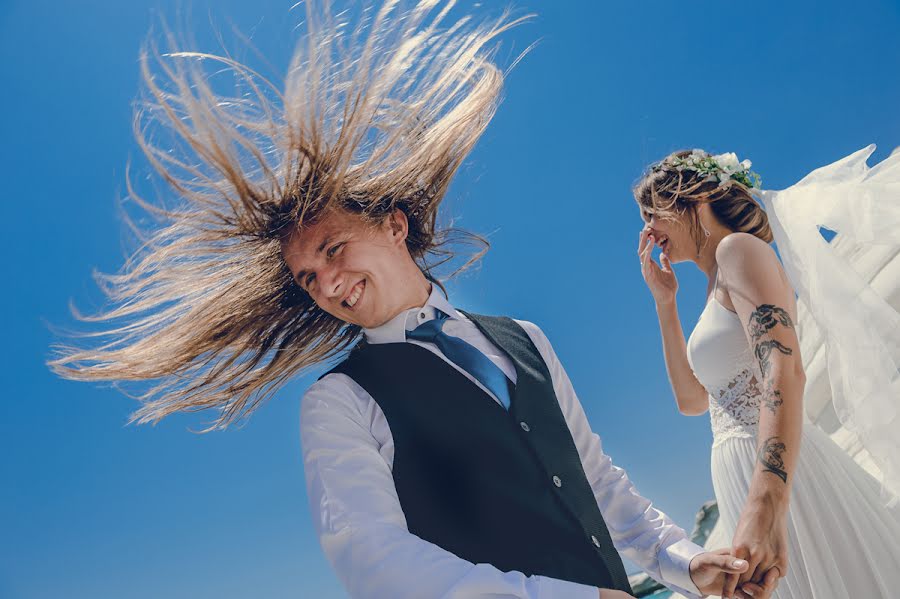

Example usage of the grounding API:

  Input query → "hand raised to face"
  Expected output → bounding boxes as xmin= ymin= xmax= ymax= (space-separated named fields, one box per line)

xmin=638 ymin=227 xmax=679 ymax=306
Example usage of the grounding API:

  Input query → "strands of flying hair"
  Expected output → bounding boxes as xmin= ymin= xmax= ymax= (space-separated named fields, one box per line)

xmin=48 ymin=1 xmax=531 ymax=431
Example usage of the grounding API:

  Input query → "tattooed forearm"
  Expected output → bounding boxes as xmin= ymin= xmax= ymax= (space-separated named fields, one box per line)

xmin=757 ymin=436 xmax=788 ymax=483
xmin=761 ymin=380 xmax=784 ymax=415
xmin=746 ymin=307 xmax=794 ymax=486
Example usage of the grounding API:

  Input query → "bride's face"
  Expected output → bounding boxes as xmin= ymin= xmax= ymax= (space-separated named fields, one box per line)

xmin=639 ymin=207 xmax=696 ymax=264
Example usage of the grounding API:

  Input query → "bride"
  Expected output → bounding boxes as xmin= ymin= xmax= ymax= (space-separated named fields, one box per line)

xmin=634 ymin=147 xmax=900 ymax=599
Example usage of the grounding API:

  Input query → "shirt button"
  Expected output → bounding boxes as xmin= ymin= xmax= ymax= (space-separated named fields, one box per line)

xmin=519 ymin=421 xmax=530 ymax=432
xmin=591 ymin=535 xmax=601 ymax=548
xmin=419 ymin=311 xmax=426 ymax=320
xmin=552 ymin=475 xmax=562 ymax=488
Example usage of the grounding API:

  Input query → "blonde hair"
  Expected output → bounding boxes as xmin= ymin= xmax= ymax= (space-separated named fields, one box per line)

xmin=47 ymin=1 xmax=529 ymax=431
xmin=633 ymin=149 xmax=773 ymax=254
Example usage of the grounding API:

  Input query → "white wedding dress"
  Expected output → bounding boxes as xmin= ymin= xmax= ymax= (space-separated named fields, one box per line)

xmin=685 ymin=280 xmax=900 ymax=598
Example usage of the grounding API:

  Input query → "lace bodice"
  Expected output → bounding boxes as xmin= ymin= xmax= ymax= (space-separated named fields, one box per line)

xmin=705 ymin=367 xmax=762 ymax=447
xmin=687 ymin=297 xmax=762 ymax=447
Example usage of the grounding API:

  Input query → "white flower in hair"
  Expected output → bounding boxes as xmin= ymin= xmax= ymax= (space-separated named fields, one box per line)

xmin=659 ymin=149 xmax=761 ymax=189
xmin=714 ymin=152 xmax=740 ymax=173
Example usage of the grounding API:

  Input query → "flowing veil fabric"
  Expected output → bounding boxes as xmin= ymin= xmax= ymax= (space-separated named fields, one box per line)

xmin=757 ymin=145 xmax=900 ymax=508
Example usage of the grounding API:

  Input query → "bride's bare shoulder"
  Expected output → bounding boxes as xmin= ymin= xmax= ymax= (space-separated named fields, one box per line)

xmin=715 ymin=232 xmax=777 ymax=265
xmin=716 ymin=232 xmax=793 ymax=301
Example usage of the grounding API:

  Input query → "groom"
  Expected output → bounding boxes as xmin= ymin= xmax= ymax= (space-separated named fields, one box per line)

xmin=283 ymin=206 xmax=776 ymax=599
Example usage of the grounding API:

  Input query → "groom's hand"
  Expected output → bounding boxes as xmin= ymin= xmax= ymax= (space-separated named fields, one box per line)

xmin=689 ymin=548 xmax=749 ymax=596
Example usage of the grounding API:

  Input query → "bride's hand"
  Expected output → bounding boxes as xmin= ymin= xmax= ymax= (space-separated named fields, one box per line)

xmin=723 ymin=501 xmax=789 ymax=598
xmin=638 ymin=228 xmax=677 ymax=305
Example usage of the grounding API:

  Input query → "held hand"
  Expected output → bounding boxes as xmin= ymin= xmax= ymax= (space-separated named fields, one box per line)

xmin=689 ymin=548 xmax=750 ymax=596
xmin=597 ymin=589 xmax=635 ymax=598
xmin=734 ymin=569 xmax=780 ymax=599
xmin=723 ymin=502 xmax=789 ymax=598
xmin=638 ymin=228 xmax=678 ymax=305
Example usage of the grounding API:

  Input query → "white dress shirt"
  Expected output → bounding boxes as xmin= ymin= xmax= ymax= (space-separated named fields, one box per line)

xmin=301 ymin=285 xmax=706 ymax=599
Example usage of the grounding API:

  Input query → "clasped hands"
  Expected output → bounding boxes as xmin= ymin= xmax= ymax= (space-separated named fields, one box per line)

xmin=701 ymin=499 xmax=789 ymax=599
xmin=688 ymin=545 xmax=781 ymax=599
xmin=599 ymin=506 xmax=787 ymax=599
xmin=598 ymin=546 xmax=780 ymax=599
xmin=602 ymin=504 xmax=787 ymax=599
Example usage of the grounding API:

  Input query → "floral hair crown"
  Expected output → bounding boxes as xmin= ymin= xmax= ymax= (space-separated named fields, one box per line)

xmin=657 ymin=150 xmax=762 ymax=189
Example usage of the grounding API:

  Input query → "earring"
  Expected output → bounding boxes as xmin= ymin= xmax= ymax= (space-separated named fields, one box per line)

xmin=697 ymin=222 xmax=711 ymax=258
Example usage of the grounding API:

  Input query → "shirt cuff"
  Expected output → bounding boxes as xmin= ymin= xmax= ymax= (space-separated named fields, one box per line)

xmin=658 ymin=538 xmax=707 ymax=598
xmin=537 ymin=575 xmax=599 ymax=599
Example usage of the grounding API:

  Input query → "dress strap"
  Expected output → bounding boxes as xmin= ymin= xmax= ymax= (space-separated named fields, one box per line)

xmin=709 ymin=266 xmax=720 ymax=301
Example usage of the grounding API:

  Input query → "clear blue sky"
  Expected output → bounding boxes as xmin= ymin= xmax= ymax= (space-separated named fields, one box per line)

xmin=3 ymin=1 xmax=900 ymax=597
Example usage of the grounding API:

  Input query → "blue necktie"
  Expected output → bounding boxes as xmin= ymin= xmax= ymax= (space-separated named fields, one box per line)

xmin=406 ymin=310 xmax=513 ymax=410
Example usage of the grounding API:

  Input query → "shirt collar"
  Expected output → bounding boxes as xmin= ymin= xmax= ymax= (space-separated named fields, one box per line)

xmin=363 ymin=283 xmax=465 ymax=345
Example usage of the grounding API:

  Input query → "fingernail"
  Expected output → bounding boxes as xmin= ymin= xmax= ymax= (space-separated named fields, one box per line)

xmin=733 ymin=559 xmax=746 ymax=567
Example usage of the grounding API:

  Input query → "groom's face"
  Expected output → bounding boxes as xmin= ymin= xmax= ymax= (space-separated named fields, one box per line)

xmin=280 ymin=208 xmax=412 ymax=328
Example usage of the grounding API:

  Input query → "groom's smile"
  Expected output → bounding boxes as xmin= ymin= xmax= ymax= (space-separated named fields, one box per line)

xmin=342 ymin=280 xmax=366 ymax=310
xmin=280 ymin=207 xmax=431 ymax=328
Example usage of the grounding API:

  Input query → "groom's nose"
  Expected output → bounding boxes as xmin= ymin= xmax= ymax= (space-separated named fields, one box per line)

xmin=317 ymin=264 xmax=345 ymax=301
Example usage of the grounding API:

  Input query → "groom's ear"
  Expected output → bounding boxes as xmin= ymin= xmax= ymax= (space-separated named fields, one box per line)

xmin=386 ymin=208 xmax=410 ymax=245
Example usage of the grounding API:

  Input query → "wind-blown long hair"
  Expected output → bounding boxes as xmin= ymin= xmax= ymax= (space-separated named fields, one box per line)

xmin=47 ymin=1 xmax=529 ymax=431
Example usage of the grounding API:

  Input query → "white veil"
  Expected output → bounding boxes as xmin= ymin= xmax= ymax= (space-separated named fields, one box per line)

xmin=756 ymin=145 xmax=900 ymax=507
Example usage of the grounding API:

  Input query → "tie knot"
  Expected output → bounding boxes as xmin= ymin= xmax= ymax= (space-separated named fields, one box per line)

xmin=406 ymin=310 xmax=448 ymax=343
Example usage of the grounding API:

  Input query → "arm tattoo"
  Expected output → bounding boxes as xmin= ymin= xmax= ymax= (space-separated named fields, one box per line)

xmin=749 ymin=310 xmax=792 ymax=483
xmin=754 ymin=340 xmax=793 ymax=378
xmin=757 ymin=436 xmax=788 ymax=483
xmin=748 ymin=304 xmax=795 ymax=379
xmin=761 ymin=380 xmax=784 ymax=415
xmin=748 ymin=304 xmax=794 ymax=340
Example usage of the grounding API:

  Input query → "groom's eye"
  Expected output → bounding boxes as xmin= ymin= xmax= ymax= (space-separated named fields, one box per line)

xmin=327 ymin=242 xmax=345 ymax=258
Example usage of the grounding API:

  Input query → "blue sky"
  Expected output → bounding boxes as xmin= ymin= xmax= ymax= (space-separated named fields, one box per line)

xmin=3 ymin=1 xmax=900 ymax=597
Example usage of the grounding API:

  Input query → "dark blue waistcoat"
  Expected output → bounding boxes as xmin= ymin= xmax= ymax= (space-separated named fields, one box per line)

xmin=322 ymin=311 xmax=632 ymax=593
